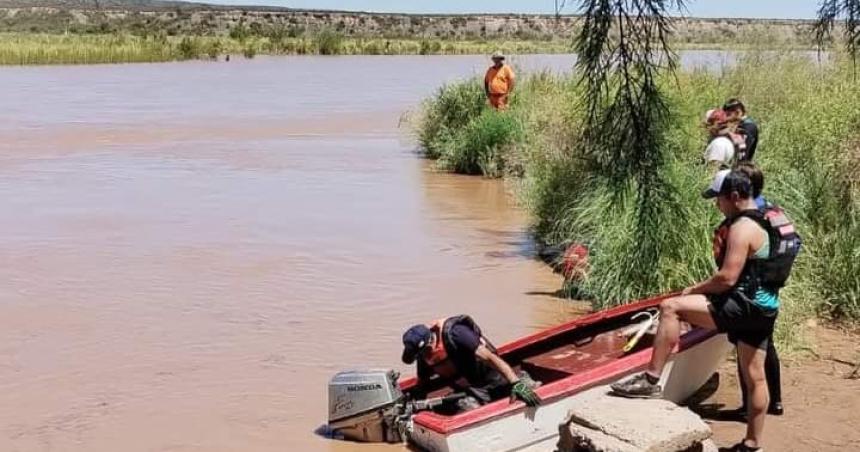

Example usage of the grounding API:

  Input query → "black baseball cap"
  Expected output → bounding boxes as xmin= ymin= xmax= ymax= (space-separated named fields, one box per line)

xmin=401 ymin=324 xmax=432 ymax=364
xmin=702 ymin=169 xmax=752 ymax=199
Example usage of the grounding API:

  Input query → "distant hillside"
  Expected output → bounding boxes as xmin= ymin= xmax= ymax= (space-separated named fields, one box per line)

xmin=0 ymin=0 xmax=818 ymax=48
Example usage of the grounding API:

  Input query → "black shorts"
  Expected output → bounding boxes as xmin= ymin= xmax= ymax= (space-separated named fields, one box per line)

xmin=707 ymin=294 xmax=777 ymax=350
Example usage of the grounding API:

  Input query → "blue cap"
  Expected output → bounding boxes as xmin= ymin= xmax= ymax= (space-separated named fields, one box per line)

xmin=401 ymin=324 xmax=432 ymax=364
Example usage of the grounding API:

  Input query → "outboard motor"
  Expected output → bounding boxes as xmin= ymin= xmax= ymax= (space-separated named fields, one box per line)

xmin=327 ymin=369 xmax=466 ymax=444
xmin=327 ymin=369 xmax=408 ymax=443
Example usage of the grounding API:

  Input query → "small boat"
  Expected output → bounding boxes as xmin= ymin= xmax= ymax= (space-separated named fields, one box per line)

xmin=400 ymin=293 xmax=732 ymax=452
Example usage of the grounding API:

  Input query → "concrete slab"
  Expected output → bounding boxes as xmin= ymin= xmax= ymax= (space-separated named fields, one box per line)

xmin=556 ymin=385 xmax=712 ymax=452
xmin=699 ymin=439 xmax=719 ymax=452
xmin=558 ymin=420 xmax=641 ymax=452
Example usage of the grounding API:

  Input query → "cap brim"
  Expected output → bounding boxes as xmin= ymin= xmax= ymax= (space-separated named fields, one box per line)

xmin=702 ymin=188 xmax=719 ymax=199
xmin=401 ymin=347 xmax=418 ymax=364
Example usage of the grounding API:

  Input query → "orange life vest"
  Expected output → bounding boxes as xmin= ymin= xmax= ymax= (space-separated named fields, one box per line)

xmin=422 ymin=318 xmax=458 ymax=378
xmin=422 ymin=318 xmax=447 ymax=365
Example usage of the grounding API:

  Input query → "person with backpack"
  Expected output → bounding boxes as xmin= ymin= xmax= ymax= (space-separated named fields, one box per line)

xmin=724 ymin=98 xmax=760 ymax=161
xmin=703 ymin=108 xmax=747 ymax=168
xmin=610 ymin=169 xmax=801 ymax=452
xmin=734 ymin=162 xmax=790 ymax=417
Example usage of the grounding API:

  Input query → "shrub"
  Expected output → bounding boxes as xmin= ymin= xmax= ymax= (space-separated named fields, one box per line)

xmin=315 ymin=28 xmax=343 ymax=55
xmin=418 ymin=39 xmax=442 ymax=55
xmin=206 ymin=39 xmax=222 ymax=59
xmin=416 ymin=79 xmax=486 ymax=159
xmin=242 ymin=42 xmax=257 ymax=59
xmin=229 ymin=24 xmax=249 ymax=41
xmin=177 ymin=36 xmax=199 ymax=59
xmin=438 ymin=110 xmax=524 ymax=176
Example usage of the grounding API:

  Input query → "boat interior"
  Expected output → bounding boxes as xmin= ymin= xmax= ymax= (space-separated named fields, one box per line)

xmin=403 ymin=305 xmax=670 ymax=402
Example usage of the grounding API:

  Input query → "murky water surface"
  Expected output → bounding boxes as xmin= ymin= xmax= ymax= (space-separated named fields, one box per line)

xmin=0 ymin=53 xmax=757 ymax=451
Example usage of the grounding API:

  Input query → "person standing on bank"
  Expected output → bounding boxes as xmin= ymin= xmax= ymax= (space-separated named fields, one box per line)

xmin=401 ymin=315 xmax=540 ymax=409
xmin=734 ymin=162 xmax=785 ymax=417
xmin=611 ymin=170 xmax=800 ymax=452
xmin=703 ymin=108 xmax=741 ymax=168
xmin=724 ymin=98 xmax=760 ymax=161
xmin=484 ymin=52 xmax=515 ymax=111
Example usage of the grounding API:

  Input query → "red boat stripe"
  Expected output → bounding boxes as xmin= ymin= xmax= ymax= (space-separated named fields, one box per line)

xmin=402 ymin=292 xmax=717 ymax=435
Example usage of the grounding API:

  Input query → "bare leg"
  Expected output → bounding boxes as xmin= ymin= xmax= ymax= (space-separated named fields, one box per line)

xmin=738 ymin=342 xmax=769 ymax=447
xmin=647 ymin=295 xmax=718 ymax=377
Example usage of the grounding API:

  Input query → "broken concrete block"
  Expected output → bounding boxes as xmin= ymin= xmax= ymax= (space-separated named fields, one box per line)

xmin=559 ymin=420 xmax=642 ymax=452
xmin=699 ymin=439 xmax=718 ymax=452
xmin=556 ymin=385 xmax=712 ymax=452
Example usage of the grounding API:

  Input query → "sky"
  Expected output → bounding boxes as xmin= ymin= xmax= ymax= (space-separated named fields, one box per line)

xmin=202 ymin=1 xmax=819 ymax=20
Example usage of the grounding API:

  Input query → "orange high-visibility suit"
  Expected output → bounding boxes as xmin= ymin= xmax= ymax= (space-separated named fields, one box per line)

xmin=484 ymin=64 xmax=515 ymax=110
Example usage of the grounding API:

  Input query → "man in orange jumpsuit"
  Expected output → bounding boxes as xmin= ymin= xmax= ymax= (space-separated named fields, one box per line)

xmin=484 ymin=51 xmax=515 ymax=110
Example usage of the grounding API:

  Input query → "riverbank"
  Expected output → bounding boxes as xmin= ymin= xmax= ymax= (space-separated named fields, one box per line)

xmin=0 ymin=31 xmax=824 ymax=65
xmin=705 ymin=324 xmax=860 ymax=451
xmin=413 ymin=52 xmax=860 ymax=346
xmin=0 ymin=32 xmax=577 ymax=64
xmin=0 ymin=2 xmax=823 ymax=64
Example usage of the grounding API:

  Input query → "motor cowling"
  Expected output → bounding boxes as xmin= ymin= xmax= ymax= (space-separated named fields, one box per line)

xmin=327 ymin=369 xmax=408 ymax=443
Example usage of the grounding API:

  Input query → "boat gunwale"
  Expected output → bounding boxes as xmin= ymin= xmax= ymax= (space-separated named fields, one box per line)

xmin=401 ymin=292 xmax=719 ymax=435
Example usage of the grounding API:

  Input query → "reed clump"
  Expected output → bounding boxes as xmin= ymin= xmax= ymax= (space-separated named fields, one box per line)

xmin=414 ymin=54 xmax=860 ymax=329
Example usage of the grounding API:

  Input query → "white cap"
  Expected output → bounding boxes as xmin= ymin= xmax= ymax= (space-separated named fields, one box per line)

xmin=702 ymin=169 xmax=731 ymax=198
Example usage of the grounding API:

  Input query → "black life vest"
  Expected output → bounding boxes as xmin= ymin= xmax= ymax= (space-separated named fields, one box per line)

xmin=420 ymin=315 xmax=499 ymax=386
xmin=738 ymin=117 xmax=759 ymax=161
xmin=713 ymin=206 xmax=801 ymax=293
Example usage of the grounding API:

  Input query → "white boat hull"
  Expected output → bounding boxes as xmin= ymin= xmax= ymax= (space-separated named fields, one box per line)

xmin=409 ymin=333 xmax=731 ymax=452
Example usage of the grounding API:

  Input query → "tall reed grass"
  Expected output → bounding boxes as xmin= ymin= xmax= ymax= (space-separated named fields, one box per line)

xmin=415 ymin=54 xmax=860 ymax=328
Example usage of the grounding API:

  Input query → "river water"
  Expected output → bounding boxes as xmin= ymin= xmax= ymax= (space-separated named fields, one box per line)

xmin=0 ymin=52 xmax=756 ymax=451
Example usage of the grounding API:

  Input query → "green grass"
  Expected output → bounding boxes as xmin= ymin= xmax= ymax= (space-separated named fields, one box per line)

xmin=437 ymin=110 xmax=524 ymax=177
xmin=414 ymin=53 xmax=860 ymax=336
xmin=0 ymin=28 xmax=820 ymax=66
xmin=0 ymin=31 xmax=578 ymax=65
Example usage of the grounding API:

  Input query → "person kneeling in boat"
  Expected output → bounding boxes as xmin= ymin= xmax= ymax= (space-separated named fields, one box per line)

xmin=401 ymin=315 xmax=541 ymax=410
xmin=611 ymin=169 xmax=799 ymax=452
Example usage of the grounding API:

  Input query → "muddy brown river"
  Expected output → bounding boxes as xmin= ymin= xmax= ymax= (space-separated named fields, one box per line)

xmin=0 ymin=53 xmax=750 ymax=451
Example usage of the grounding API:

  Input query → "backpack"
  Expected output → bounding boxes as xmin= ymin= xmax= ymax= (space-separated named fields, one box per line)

xmin=740 ymin=204 xmax=802 ymax=290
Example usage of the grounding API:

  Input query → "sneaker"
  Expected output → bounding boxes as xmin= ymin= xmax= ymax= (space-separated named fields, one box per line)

xmin=729 ymin=440 xmax=763 ymax=451
xmin=609 ymin=372 xmax=662 ymax=399
xmin=768 ymin=402 xmax=784 ymax=416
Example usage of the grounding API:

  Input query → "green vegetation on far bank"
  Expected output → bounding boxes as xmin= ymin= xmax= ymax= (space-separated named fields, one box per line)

xmin=0 ymin=30 xmax=820 ymax=65
xmin=413 ymin=53 xmax=860 ymax=338
xmin=0 ymin=31 xmax=579 ymax=64
xmin=0 ymin=2 xmax=825 ymax=65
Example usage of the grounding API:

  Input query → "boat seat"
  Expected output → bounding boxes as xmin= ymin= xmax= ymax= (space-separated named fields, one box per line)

xmin=521 ymin=333 xmax=628 ymax=383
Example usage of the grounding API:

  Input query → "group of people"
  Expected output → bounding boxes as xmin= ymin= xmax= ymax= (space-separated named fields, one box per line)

xmin=703 ymin=98 xmax=759 ymax=165
xmin=399 ymin=73 xmax=799 ymax=451
xmin=611 ymin=99 xmax=802 ymax=452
